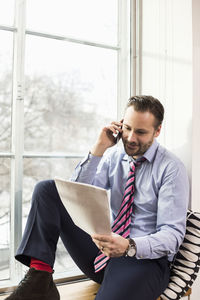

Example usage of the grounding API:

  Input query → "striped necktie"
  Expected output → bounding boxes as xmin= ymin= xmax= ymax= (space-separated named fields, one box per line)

xmin=94 ymin=158 xmax=146 ymax=272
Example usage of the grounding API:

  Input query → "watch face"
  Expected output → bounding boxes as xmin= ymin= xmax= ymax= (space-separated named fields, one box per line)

xmin=128 ymin=247 xmax=136 ymax=257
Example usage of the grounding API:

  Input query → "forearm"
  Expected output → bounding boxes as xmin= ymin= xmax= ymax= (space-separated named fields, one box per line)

xmin=133 ymin=225 xmax=185 ymax=260
xmin=71 ymin=120 xmax=122 ymax=184
xmin=70 ymin=152 xmax=102 ymax=184
xmin=90 ymin=143 xmax=108 ymax=157
xmin=133 ymin=160 xmax=189 ymax=260
xmin=70 ymin=151 xmax=111 ymax=190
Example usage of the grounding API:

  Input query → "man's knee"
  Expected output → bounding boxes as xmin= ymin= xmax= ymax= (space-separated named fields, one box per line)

xmin=34 ymin=179 xmax=54 ymax=192
xmin=32 ymin=180 xmax=56 ymax=204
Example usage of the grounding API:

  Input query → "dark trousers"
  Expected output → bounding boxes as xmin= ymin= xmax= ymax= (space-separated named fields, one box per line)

xmin=16 ymin=180 xmax=170 ymax=300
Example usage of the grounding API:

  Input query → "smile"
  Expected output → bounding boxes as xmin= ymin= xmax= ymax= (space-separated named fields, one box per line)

xmin=126 ymin=144 xmax=139 ymax=150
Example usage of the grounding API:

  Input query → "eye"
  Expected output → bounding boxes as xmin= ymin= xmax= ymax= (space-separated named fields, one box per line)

xmin=136 ymin=131 xmax=147 ymax=135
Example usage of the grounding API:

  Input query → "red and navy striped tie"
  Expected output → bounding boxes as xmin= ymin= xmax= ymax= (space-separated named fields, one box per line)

xmin=94 ymin=158 xmax=145 ymax=272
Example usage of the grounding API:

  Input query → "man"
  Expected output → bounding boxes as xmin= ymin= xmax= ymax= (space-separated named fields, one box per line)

xmin=6 ymin=95 xmax=189 ymax=300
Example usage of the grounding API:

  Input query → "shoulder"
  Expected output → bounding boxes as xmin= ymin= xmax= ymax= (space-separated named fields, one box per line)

xmin=155 ymin=144 xmax=188 ymax=178
xmin=156 ymin=144 xmax=185 ymax=166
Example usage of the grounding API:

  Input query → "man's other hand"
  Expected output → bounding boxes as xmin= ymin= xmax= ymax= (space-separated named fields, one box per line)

xmin=91 ymin=232 xmax=129 ymax=257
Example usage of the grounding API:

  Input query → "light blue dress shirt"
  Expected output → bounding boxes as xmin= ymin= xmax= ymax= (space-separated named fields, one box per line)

xmin=70 ymin=139 xmax=189 ymax=261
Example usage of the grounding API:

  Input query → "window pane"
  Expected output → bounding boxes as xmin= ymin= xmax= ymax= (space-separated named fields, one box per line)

xmin=24 ymin=35 xmax=117 ymax=153
xmin=0 ymin=158 xmax=11 ymax=281
xmin=23 ymin=157 xmax=83 ymax=277
xmin=0 ymin=0 xmax=15 ymax=26
xmin=26 ymin=0 xmax=118 ymax=45
xmin=0 ymin=31 xmax=13 ymax=152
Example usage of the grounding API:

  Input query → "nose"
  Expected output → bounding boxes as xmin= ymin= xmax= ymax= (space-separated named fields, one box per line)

xmin=127 ymin=131 xmax=137 ymax=143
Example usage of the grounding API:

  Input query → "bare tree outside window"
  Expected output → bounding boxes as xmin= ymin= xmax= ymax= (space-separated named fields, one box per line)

xmin=23 ymin=70 xmax=116 ymax=276
xmin=0 ymin=69 xmax=117 ymax=279
xmin=0 ymin=0 xmax=122 ymax=285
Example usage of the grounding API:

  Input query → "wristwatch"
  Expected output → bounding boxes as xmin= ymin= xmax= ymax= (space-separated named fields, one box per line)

xmin=125 ymin=238 xmax=137 ymax=257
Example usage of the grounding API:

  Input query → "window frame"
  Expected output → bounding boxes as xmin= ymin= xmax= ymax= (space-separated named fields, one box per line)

xmin=0 ymin=0 xmax=138 ymax=288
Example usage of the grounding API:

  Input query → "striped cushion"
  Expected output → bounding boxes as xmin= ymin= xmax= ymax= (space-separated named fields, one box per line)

xmin=161 ymin=210 xmax=200 ymax=300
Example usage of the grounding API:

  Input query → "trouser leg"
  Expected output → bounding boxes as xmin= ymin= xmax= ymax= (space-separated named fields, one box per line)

xmin=95 ymin=256 xmax=170 ymax=300
xmin=15 ymin=180 xmax=104 ymax=283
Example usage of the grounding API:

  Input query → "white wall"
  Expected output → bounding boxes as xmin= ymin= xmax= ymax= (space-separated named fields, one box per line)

xmin=190 ymin=0 xmax=200 ymax=298
xmin=140 ymin=0 xmax=200 ymax=298
xmin=141 ymin=0 xmax=192 ymax=177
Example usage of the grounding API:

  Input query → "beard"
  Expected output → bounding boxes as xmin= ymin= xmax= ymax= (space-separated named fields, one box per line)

xmin=122 ymin=137 xmax=154 ymax=158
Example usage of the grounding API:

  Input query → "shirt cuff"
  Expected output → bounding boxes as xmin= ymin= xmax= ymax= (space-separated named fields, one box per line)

xmin=70 ymin=152 xmax=102 ymax=182
xmin=133 ymin=236 xmax=151 ymax=259
xmin=80 ymin=152 xmax=102 ymax=167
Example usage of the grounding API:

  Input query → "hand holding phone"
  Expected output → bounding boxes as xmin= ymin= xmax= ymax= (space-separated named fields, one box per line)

xmin=107 ymin=119 xmax=123 ymax=144
xmin=90 ymin=120 xmax=123 ymax=156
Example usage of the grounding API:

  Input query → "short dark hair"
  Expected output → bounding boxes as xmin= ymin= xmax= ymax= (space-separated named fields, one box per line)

xmin=126 ymin=95 xmax=164 ymax=129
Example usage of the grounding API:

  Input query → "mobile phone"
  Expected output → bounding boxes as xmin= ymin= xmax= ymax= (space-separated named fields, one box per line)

xmin=112 ymin=120 xmax=123 ymax=143
xmin=115 ymin=130 xmax=122 ymax=143
xmin=113 ymin=124 xmax=123 ymax=143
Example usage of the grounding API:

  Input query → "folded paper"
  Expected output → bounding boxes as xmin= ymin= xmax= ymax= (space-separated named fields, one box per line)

xmin=55 ymin=178 xmax=111 ymax=235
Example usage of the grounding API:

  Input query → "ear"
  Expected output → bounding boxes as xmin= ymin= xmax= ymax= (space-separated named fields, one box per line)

xmin=154 ymin=125 xmax=162 ymax=138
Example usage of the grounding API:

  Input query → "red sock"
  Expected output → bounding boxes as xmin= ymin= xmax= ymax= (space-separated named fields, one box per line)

xmin=30 ymin=258 xmax=53 ymax=273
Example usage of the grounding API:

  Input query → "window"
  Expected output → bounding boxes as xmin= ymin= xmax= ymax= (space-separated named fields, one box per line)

xmin=0 ymin=18 xmax=14 ymax=282
xmin=26 ymin=0 xmax=118 ymax=45
xmin=0 ymin=0 xmax=131 ymax=287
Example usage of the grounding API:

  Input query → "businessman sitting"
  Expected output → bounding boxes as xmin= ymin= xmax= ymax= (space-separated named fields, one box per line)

xmin=6 ymin=95 xmax=189 ymax=300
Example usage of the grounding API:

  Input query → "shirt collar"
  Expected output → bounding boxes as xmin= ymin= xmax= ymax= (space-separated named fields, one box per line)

xmin=122 ymin=139 xmax=159 ymax=163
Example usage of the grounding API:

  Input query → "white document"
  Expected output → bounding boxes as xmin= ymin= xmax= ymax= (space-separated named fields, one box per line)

xmin=54 ymin=178 xmax=111 ymax=236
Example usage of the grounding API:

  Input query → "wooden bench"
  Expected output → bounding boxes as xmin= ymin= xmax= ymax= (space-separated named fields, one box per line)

xmin=57 ymin=280 xmax=100 ymax=300
xmin=57 ymin=280 xmax=192 ymax=300
xmin=0 ymin=280 xmax=191 ymax=300
xmin=0 ymin=280 xmax=100 ymax=300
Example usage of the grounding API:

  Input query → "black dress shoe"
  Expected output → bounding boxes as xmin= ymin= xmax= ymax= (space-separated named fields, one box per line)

xmin=5 ymin=268 xmax=60 ymax=300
